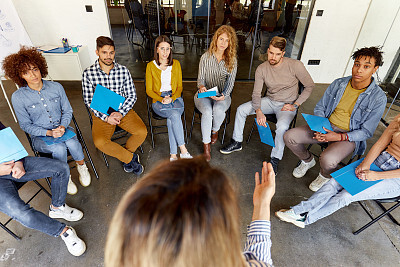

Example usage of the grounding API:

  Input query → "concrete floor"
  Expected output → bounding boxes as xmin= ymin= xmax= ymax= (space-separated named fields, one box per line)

xmin=1 ymin=79 xmax=400 ymax=266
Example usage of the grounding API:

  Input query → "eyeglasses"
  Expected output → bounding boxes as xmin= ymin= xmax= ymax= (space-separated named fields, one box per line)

xmin=158 ymin=47 xmax=172 ymax=52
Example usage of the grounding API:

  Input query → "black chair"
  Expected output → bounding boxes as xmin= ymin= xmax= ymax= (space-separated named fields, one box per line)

xmin=189 ymin=106 xmax=232 ymax=145
xmin=146 ymin=94 xmax=188 ymax=149
xmin=85 ymin=105 xmax=144 ymax=168
xmin=0 ymin=180 xmax=51 ymax=240
xmin=353 ymin=196 xmax=400 ymax=235
xmin=24 ymin=115 xmax=100 ymax=180
xmin=125 ymin=0 xmax=149 ymax=49
xmin=246 ymin=82 xmax=304 ymax=144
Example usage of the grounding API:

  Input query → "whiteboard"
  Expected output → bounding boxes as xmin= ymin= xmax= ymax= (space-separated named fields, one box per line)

xmin=0 ymin=0 xmax=33 ymax=73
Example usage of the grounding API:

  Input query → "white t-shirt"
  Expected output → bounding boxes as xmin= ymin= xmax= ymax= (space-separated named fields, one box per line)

xmin=153 ymin=60 xmax=172 ymax=92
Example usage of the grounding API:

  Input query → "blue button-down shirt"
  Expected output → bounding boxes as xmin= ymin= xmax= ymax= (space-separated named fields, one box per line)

xmin=11 ymin=80 xmax=73 ymax=137
xmin=314 ymin=76 xmax=387 ymax=156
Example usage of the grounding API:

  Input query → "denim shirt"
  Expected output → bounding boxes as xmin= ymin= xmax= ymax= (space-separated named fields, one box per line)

xmin=11 ymin=80 xmax=73 ymax=137
xmin=314 ymin=76 xmax=387 ymax=156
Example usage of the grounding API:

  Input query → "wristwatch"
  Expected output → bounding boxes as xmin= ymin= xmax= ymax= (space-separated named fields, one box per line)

xmin=293 ymin=103 xmax=299 ymax=109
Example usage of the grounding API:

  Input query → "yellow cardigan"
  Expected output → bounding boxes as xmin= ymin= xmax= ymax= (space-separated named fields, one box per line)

xmin=146 ymin=59 xmax=183 ymax=103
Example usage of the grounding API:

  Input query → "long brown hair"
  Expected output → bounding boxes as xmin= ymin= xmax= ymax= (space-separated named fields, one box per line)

xmin=154 ymin=35 xmax=173 ymax=66
xmin=208 ymin=25 xmax=238 ymax=72
xmin=105 ymin=157 xmax=245 ymax=267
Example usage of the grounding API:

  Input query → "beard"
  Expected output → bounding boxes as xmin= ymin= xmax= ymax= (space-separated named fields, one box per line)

xmin=100 ymin=58 xmax=113 ymax=66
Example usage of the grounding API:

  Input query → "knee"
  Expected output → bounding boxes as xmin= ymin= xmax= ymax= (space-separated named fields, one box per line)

xmin=236 ymin=104 xmax=248 ymax=117
xmin=51 ymin=144 xmax=68 ymax=158
xmin=276 ymin=122 xmax=290 ymax=134
xmin=201 ymin=109 xmax=213 ymax=119
xmin=320 ymin=152 xmax=339 ymax=171
xmin=283 ymin=128 xmax=296 ymax=145
xmin=93 ymin=135 xmax=111 ymax=151
xmin=136 ymin=123 xmax=148 ymax=139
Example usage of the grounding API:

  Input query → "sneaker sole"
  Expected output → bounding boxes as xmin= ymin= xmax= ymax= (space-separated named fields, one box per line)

xmin=275 ymin=211 xmax=305 ymax=228
xmin=219 ymin=147 xmax=242 ymax=155
xmin=49 ymin=212 xmax=84 ymax=222
xmin=292 ymin=160 xmax=316 ymax=179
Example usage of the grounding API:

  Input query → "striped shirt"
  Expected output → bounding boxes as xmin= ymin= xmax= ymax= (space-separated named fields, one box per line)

xmin=197 ymin=51 xmax=237 ymax=97
xmin=244 ymin=220 xmax=273 ymax=267
xmin=82 ymin=60 xmax=137 ymax=121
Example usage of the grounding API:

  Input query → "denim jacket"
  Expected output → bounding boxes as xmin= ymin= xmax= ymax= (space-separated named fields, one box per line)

xmin=11 ymin=80 xmax=73 ymax=137
xmin=314 ymin=76 xmax=386 ymax=156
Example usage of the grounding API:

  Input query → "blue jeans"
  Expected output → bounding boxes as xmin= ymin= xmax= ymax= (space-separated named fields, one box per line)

xmin=0 ymin=157 xmax=69 ymax=237
xmin=194 ymin=92 xmax=231 ymax=144
xmin=152 ymin=92 xmax=185 ymax=155
xmin=32 ymin=127 xmax=84 ymax=163
xmin=293 ymin=151 xmax=400 ymax=225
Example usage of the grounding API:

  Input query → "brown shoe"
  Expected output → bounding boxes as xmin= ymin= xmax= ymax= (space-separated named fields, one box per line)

xmin=203 ymin=143 xmax=211 ymax=162
xmin=211 ymin=131 xmax=219 ymax=144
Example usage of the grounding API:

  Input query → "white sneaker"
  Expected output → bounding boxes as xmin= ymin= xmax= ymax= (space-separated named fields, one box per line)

xmin=309 ymin=173 xmax=330 ymax=192
xmin=275 ymin=209 xmax=305 ymax=228
xmin=170 ymin=157 xmax=178 ymax=162
xmin=67 ymin=175 xmax=78 ymax=195
xmin=49 ymin=204 xmax=83 ymax=222
xmin=60 ymin=227 xmax=86 ymax=257
xmin=77 ymin=163 xmax=91 ymax=187
xmin=292 ymin=158 xmax=316 ymax=178
xmin=180 ymin=152 xmax=193 ymax=159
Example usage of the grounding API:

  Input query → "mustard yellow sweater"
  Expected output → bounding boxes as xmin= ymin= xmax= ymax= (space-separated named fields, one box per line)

xmin=146 ymin=59 xmax=183 ymax=103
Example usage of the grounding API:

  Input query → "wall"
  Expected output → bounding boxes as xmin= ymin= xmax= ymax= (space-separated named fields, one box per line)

xmin=11 ymin=0 xmax=112 ymax=64
xmin=299 ymin=0 xmax=371 ymax=83
xmin=108 ymin=7 xmax=130 ymax=25
xmin=300 ymin=0 xmax=400 ymax=84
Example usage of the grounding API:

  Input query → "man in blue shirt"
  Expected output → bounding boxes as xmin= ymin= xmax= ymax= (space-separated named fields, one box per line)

xmin=284 ymin=46 xmax=387 ymax=192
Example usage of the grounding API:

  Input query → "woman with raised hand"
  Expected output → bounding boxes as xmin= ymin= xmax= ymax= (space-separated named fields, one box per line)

xmin=4 ymin=47 xmax=91 ymax=195
xmin=146 ymin=35 xmax=192 ymax=161
xmin=276 ymin=115 xmax=400 ymax=228
xmin=194 ymin=25 xmax=238 ymax=161
xmin=106 ymin=157 xmax=276 ymax=267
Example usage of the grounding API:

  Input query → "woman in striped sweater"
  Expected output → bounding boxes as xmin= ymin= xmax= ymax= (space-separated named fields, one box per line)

xmin=194 ymin=25 xmax=238 ymax=161
xmin=146 ymin=35 xmax=192 ymax=161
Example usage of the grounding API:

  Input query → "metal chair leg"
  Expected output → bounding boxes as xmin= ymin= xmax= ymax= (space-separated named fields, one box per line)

xmin=0 ymin=223 xmax=21 ymax=240
xmin=183 ymin=109 xmax=188 ymax=144
xmin=246 ymin=120 xmax=257 ymax=144
xmin=146 ymin=97 xmax=156 ymax=149
xmin=189 ymin=110 xmax=196 ymax=142
xmin=102 ymin=152 xmax=109 ymax=168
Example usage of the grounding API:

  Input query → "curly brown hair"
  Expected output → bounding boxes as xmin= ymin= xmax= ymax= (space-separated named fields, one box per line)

xmin=2 ymin=46 xmax=48 ymax=87
xmin=208 ymin=25 xmax=238 ymax=73
xmin=352 ymin=46 xmax=383 ymax=67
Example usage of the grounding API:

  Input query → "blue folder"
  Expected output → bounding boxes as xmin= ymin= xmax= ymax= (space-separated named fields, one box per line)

xmin=0 ymin=127 xmax=28 ymax=163
xmin=255 ymin=118 xmax=275 ymax=147
xmin=198 ymin=90 xmax=217 ymax=98
xmin=302 ymin=113 xmax=333 ymax=134
xmin=332 ymin=158 xmax=383 ymax=196
xmin=38 ymin=128 xmax=76 ymax=146
xmin=43 ymin=47 xmax=71 ymax=54
xmin=90 ymin=84 xmax=126 ymax=115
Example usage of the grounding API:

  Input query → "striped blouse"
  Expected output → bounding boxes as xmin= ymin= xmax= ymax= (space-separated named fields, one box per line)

xmin=197 ymin=51 xmax=238 ymax=97
xmin=244 ymin=220 xmax=273 ymax=266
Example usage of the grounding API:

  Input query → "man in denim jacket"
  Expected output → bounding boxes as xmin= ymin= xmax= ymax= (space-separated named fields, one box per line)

xmin=284 ymin=47 xmax=387 ymax=192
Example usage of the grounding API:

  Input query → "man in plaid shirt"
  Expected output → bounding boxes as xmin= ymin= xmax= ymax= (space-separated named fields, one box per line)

xmin=82 ymin=36 xmax=147 ymax=175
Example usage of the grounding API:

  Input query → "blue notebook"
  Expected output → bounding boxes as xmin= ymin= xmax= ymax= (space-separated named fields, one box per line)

xmin=302 ymin=113 xmax=333 ymax=134
xmin=90 ymin=84 xmax=126 ymax=115
xmin=0 ymin=127 xmax=29 ymax=163
xmin=43 ymin=47 xmax=71 ymax=54
xmin=38 ymin=128 xmax=76 ymax=146
xmin=255 ymin=118 xmax=275 ymax=147
xmin=332 ymin=158 xmax=383 ymax=196
xmin=198 ymin=90 xmax=217 ymax=98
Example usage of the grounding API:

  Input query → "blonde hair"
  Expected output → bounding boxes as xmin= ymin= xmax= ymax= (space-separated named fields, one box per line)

xmin=208 ymin=25 xmax=238 ymax=72
xmin=105 ymin=157 xmax=246 ymax=267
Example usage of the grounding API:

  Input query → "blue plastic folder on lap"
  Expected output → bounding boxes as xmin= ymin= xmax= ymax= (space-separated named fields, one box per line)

xmin=38 ymin=128 xmax=76 ymax=146
xmin=302 ymin=113 xmax=333 ymax=134
xmin=198 ymin=90 xmax=217 ymax=98
xmin=90 ymin=84 xmax=126 ymax=115
xmin=0 ymin=127 xmax=28 ymax=163
xmin=332 ymin=158 xmax=383 ymax=196
xmin=255 ymin=118 xmax=275 ymax=147
xmin=43 ymin=47 xmax=71 ymax=54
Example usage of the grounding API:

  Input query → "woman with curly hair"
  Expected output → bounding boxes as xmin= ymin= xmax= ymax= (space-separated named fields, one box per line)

xmin=3 ymin=47 xmax=91 ymax=195
xmin=146 ymin=35 xmax=192 ymax=161
xmin=194 ymin=25 xmax=238 ymax=161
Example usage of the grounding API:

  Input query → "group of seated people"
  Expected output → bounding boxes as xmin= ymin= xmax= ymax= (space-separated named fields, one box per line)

xmin=0 ymin=24 xmax=397 ymax=265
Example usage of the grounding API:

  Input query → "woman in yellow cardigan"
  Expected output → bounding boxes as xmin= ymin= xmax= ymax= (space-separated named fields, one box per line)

xmin=146 ymin=35 xmax=192 ymax=161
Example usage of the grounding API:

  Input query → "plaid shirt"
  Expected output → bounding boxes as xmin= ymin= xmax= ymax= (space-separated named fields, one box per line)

xmin=82 ymin=60 xmax=137 ymax=121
